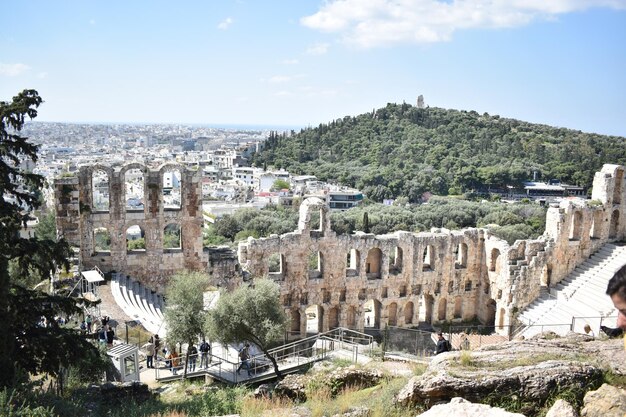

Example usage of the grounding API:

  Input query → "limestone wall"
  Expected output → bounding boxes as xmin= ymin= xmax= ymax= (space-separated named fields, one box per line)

xmin=55 ymin=163 xmax=626 ymax=335
xmin=239 ymin=165 xmax=626 ymax=336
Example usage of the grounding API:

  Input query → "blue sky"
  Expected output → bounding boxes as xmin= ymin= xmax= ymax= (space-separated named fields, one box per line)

xmin=1 ymin=1 xmax=625 ymax=136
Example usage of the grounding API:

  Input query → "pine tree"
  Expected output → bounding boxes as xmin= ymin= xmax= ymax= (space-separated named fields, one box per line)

xmin=0 ymin=90 xmax=98 ymax=388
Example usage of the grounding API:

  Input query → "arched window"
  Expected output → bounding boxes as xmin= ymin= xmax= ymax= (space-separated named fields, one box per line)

xmin=163 ymin=223 xmax=181 ymax=250
xmin=346 ymin=248 xmax=360 ymax=277
xmin=162 ymin=168 xmax=181 ymax=210
xmin=93 ymin=227 xmax=111 ymax=252
xmin=423 ymin=245 xmax=435 ymax=271
xmin=455 ymin=243 xmax=468 ymax=269
xmin=308 ymin=251 xmax=323 ymax=279
xmin=124 ymin=168 xmax=144 ymax=211
xmin=389 ymin=246 xmax=403 ymax=274
xmin=366 ymin=248 xmax=382 ymax=279
xmin=91 ymin=169 xmax=109 ymax=211
xmin=126 ymin=224 xmax=145 ymax=252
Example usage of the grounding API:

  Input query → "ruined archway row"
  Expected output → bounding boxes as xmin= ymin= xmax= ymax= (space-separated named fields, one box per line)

xmin=240 ymin=164 xmax=626 ymax=335
xmin=55 ymin=163 xmax=205 ymax=287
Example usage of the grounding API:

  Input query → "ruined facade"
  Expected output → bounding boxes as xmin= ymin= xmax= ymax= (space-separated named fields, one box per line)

xmin=55 ymin=164 xmax=626 ymax=335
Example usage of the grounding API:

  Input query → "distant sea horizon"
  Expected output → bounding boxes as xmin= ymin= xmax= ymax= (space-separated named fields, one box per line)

xmin=28 ymin=120 xmax=305 ymax=131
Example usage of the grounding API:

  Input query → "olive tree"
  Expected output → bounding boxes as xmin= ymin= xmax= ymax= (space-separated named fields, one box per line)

xmin=206 ymin=278 xmax=288 ymax=378
xmin=164 ymin=271 xmax=209 ymax=378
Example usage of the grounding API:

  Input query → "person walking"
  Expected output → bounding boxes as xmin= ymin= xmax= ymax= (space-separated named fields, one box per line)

xmin=236 ymin=343 xmax=252 ymax=377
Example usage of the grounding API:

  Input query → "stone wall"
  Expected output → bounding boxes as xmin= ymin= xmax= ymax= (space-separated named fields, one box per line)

xmin=55 ymin=163 xmax=626 ymax=335
xmin=239 ymin=165 xmax=626 ymax=336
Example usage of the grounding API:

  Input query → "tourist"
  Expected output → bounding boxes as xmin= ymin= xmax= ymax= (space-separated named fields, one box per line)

xmin=236 ymin=343 xmax=252 ymax=377
xmin=168 ymin=348 xmax=180 ymax=375
xmin=199 ymin=339 xmax=211 ymax=368
xmin=142 ymin=339 xmax=155 ymax=368
xmin=86 ymin=314 xmax=92 ymax=332
xmin=188 ymin=344 xmax=198 ymax=372
xmin=435 ymin=331 xmax=451 ymax=355
xmin=106 ymin=325 xmax=115 ymax=347
xmin=605 ymin=264 xmax=626 ymax=338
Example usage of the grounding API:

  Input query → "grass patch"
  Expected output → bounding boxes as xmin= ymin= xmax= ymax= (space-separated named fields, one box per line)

xmin=603 ymin=370 xmax=626 ymax=389
xmin=302 ymin=376 xmax=417 ymax=417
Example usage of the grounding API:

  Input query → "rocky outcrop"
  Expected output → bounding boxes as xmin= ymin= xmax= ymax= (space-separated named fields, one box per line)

xmin=546 ymin=399 xmax=577 ymax=417
xmin=395 ymin=335 xmax=611 ymax=411
xmin=274 ymin=367 xmax=384 ymax=402
xmin=416 ymin=397 xmax=525 ymax=417
xmin=581 ymin=383 xmax=626 ymax=417
xmin=274 ymin=374 xmax=308 ymax=402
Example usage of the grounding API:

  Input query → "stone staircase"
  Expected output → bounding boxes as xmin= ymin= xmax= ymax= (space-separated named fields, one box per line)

xmin=110 ymin=272 xmax=166 ymax=337
xmin=516 ymin=243 xmax=625 ymax=339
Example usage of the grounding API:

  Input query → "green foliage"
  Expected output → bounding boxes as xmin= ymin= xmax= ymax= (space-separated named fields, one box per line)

xmin=271 ymin=179 xmax=291 ymax=191
xmin=206 ymin=278 xmax=288 ymax=376
xmin=165 ymin=272 xmax=209 ymax=347
xmin=0 ymin=388 xmax=55 ymax=417
xmin=0 ymin=89 xmax=98 ymax=388
xmin=211 ymin=205 xmax=299 ymax=243
xmin=34 ymin=211 xmax=58 ymax=242
xmin=127 ymin=237 xmax=145 ymax=250
xmin=253 ymin=104 xmax=626 ymax=201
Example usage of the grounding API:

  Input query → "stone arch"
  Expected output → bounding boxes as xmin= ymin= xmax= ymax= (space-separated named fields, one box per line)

xmin=569 ymin=210 xmax=583 ymax=241
xmin=423 ymin=245 xmax=435 ymax=271
xmin=163 ymin=223 xmax=181 ymax=250
xmin=489 ymin=248 xmax=501 ymax=272
xmin=308 ymin=251 xmax=323 ymax=279
xmin=364 ymin=299 xmax=381 ymax=328
xmin=424 ymin=294 xmax=434 ymax=323
xmin=305 ymin=304 xmax=323 ymax=333
xmin=590 ymin=210 xmax=603 ymax=239
xmin=437 ymin=298 xmax=447 ymax=321
xmin=404 ymin=301 xmax=414 ymax=325
xmin=121 ymin=164 xmax=147 ymax=212
xmin=614 ymin=168 xmax=624 ymax=205
xmin=328 ymin=306 xmax=340 ymax=329
xmin=387 ymin=302 xmax=398 ymax=326
xmin=454 ymin=296 xmax=462 ymax=319
xmin=540 ymin=264 xmax=552 ymax=287
xmin=389 ymin=246 xmax=403 ymax=274
xmin=347 ymin=305 xmax=357 ymax=328
xmin=610 ymin=210 xmax=620 ymax=239
xmin=346 ymin=248 xmax=360 ymax=277
xmin=455 ymin=242 xmax=468 ymax=268
xmin=126 ymin=224 xmax=145 ymax=252
xmin=366 ymin=248 xmax=382 ymax=279
xmin=93 ymin=227 xmax=111 ymax=253
xmin=298 ymin=197 xmax=330 ymax=236
xmin=91 ymin=168 xmax=110 ymax=211
xmin=289 ymin=309 xmax=301 ymax=334
xmin=498 ymin=308 xmax=506 ymax=330
xmin=161 ymin=165 xmax=182 ymax=210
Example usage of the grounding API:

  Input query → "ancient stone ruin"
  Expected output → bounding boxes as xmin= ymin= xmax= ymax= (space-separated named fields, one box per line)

xmin=55 ymin=164 xmax=625 ymax=336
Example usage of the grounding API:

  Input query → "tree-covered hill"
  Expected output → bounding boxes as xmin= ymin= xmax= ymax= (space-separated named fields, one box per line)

xmin=252 ymin=104 xmax=626 ymax=202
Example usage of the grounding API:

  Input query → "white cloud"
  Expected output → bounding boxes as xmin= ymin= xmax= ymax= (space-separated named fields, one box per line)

xmin=0 ymin=63 xmax=30 ymax=76
xmin=37 ymin=72 xmax=48 ymax=79
xmin=281 ymin=58 xmax=299 ymax=65
xmin=274 ymin=90 xmax=293 ymax=97
xmin=306 ymin=42 xmax=330 ymax=55
xmin=217 ymin=17 xmax=234 ymax=30
xmin=89 ymin=19 xmax=96 ymax=25
xmin=300 ymin=0 xmax=626 ymax=48
xmin=267 ymin=74 xmax=305 ymax=83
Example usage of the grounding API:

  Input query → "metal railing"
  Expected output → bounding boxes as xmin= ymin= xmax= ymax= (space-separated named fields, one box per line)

xmin=153 ymin=327 xmax=374 ymax=383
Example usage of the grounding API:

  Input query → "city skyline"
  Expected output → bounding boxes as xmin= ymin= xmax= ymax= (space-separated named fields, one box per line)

xmin=1 ymin=1 xmax=625 ymax=136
